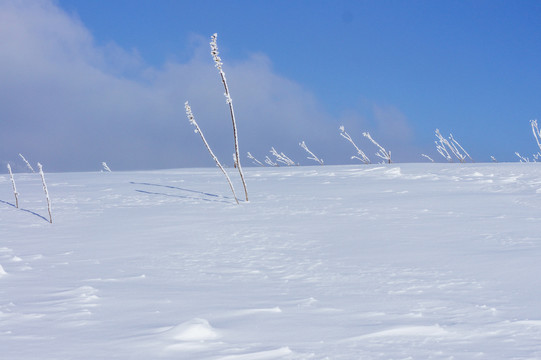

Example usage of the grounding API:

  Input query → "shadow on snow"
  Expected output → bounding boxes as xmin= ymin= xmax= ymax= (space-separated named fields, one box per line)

xmin=0 ymin=199 xmax=50 ymax=222
xmin=130 ymin=182 xmax=237 ymax=204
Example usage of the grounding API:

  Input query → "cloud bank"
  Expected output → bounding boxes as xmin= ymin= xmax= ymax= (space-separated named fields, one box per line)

xmin=0 ymin=0 xmax=416 ymax=172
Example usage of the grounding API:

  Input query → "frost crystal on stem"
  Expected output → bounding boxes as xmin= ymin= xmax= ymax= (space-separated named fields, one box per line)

xmin=264 ymin=156 xmax=278 ymax=167
xmin=210 ymin=33 xmax=248 ymax=201
xmin=362 ymin=132 xmax=391 ymax=164
xmin=421 ymin=154 xmax=434 ymax=162
xmin=515 ymin=152 xmax=529 ymax=163
xmin=449 ymin=134 xmax=474 ymax=162
xmin=185 ymin=101 xmax=239 ymax=204
xmin=19 ymin=153 xmax=35 ymax=173
xmin=434 ymin=129 xmax=473 ymax=163
xmin=7 ymin=163 xmax=19 ymax=208
xmin=37 ymin=163 xmax=52 ymax=223
xmin=299 ymin=141 xmax=324 ymax=165
xmin=270 ymin=147 xmax=296 ymax=166
xmin=435 ymin=129 xmax=453 ymax=162
xmin=247 ymin=152 xmax=265 ymax=167
xmin=339 ymin=126 xmax=370 ymax=164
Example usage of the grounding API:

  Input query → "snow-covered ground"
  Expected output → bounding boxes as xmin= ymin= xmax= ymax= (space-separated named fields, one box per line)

xmin=1 ymin=163 xmax=541 ymax=359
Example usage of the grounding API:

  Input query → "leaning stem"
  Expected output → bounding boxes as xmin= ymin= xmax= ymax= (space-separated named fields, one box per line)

xmin=185 ymin=102 xmax=239 ymax=205
xmin=37 ymin=163 xmax=52 ymax=223
xmin=219 ymin=69 xmax=248 ymax=202
xmin=7 ymin=164 xmax=19 ymax=208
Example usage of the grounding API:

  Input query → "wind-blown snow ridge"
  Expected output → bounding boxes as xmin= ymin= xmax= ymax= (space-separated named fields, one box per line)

xmin=1 ymin=164 xmax=541 ymax=359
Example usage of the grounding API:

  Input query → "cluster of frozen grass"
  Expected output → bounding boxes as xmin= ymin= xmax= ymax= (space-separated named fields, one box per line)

xmin=1 ymin=163 xmax=541 ymax=359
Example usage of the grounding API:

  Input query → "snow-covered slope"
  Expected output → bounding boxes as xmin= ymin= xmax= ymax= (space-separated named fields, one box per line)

xmin=1 ymin=164 xmax=541 ymax=359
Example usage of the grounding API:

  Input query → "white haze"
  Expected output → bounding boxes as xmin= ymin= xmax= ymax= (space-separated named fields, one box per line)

xmin=0 ymin=0 xmax=418 ymax=173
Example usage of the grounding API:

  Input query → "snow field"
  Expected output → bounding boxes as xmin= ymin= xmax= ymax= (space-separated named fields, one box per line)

xmin=1 ymin=164 xmax=541 ymax=359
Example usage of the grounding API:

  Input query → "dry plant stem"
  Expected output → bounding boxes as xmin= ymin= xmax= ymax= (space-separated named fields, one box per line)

xmin=449 ymin=134 xmax=473 ymax=162
xmin=421 ymin=154 xmax=435 ymax=162
xmin=363 ymin=132 xmax=391 ymax=163
xmin=7 ymin=164 xmax=19 ymax=208
xmin=264 ymin=156 xmax=278 ymax=167
xmin=300 ymin=141 xmax=324 ymax=165
xmin=339 ymin=126 xmax=370 ymax=164
xmin=211 ymin=33 xmax=248 ymax=202
xmin=247 ymin=152 xmax=265 ymax=167
xmin=37 ymin=163 xmax=52 ymax=223
xmin=270 ymin=147 xmax=295 ymax=166
xmin=185 ymin=102 xmax=239 ymax=205
xmin=19 ymin=153 xmax=35 ymax=172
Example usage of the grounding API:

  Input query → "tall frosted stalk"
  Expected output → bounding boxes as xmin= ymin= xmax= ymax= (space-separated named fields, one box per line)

xmin=7 ymin=164 xmax=19 ymax=208
xmin=37 ymin=163 xmax=52 ymax=223
xmin=210 ymin=33 xmax=248 ymax=202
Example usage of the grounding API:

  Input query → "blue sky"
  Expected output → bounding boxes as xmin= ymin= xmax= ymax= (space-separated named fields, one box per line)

xmin=1 ymin=0 xmax=540 ymax=171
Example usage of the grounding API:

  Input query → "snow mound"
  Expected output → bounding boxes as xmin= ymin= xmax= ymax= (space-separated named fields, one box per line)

xmin=166 ymin=318 xmax=220 ymax=341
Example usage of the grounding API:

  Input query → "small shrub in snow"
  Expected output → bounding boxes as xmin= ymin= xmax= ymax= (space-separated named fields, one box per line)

xmin=102 ymin=162 xmax=112 ymax=172
xmin=339 ymin=126 xmax=370 ymax=164
xmin=362 ymin=132 xmax=391 ymax=164
xmin=421 ymin=154 xmax=434 ymax=162
xmin=515 ymin=152 xmax=530 ymax=163
xmin=7 ymin=163 xmax=19 ymax=208
xmin=185 ymin=101 xmax=239 ymax=205
xmin=211 ymin=33 xmax=248 ymax=202
xmin=270 ymin=147 xmax=296 ymax=166
xmin=264 ymin=156 xmax=278 ymax=167
xmin=247 ymin=152 xmax=265 ymax=167
xmin=37 ymin=163 xmax=52 ymax=223
xmin=449 ymin=133 xmax=474 ymax=162
xmin=435 ymin=129 xmax=473 ymax=163
xmin=299 ymin=141 xmax=324 ymax=165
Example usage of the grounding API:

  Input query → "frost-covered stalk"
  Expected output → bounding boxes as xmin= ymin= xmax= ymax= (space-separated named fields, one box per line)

xmin=264 ymin=156 xmax=278 ymax=167
xmin=185 ymin=101 xmax=239 ymax=205
xmin=19 ymin=153 xmax=35 ymax=172
xmin=362 ymin=132 xmax=391 ymax=164
xmin=37 ymin=163 xmax=52 ymax=223
xmin=247 ymin=152 xmax=265 ymax=166
xmin=7 ymin=164 xmax=19 ymax=208
xmin=449 ymin=134 xmax=473 ymax=162
xmin=530 ymin=119 xmax=541 ymax=152
xmin=339 ymin=126 xmax=370 ymax=164
xmin=515 ymin=152 xmax=529 ymax=163
xmin=102 ymin=162 xmax=112 ymax=172
xmin=270 ymin=147 xmax=296 ymax=166
xmin=434 ymin=129 xmax=453 ymax=162
xmin=421 ymin=154 xmax=434 ymax=162
xmin=211 ymin=33 xmax=248 ymax=202
xmin=299 ymin=141 xmax=324 ymax=165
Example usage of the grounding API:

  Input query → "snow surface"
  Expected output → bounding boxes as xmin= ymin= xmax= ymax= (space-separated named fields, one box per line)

xmin=1 ymin=163 xmax=541 ymax=359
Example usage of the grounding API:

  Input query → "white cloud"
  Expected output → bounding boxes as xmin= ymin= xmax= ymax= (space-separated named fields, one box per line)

xmin=0 ymin=0 xmax=343 ymax=171
xmin=0 ymin=0 xmax=418 ymax=171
